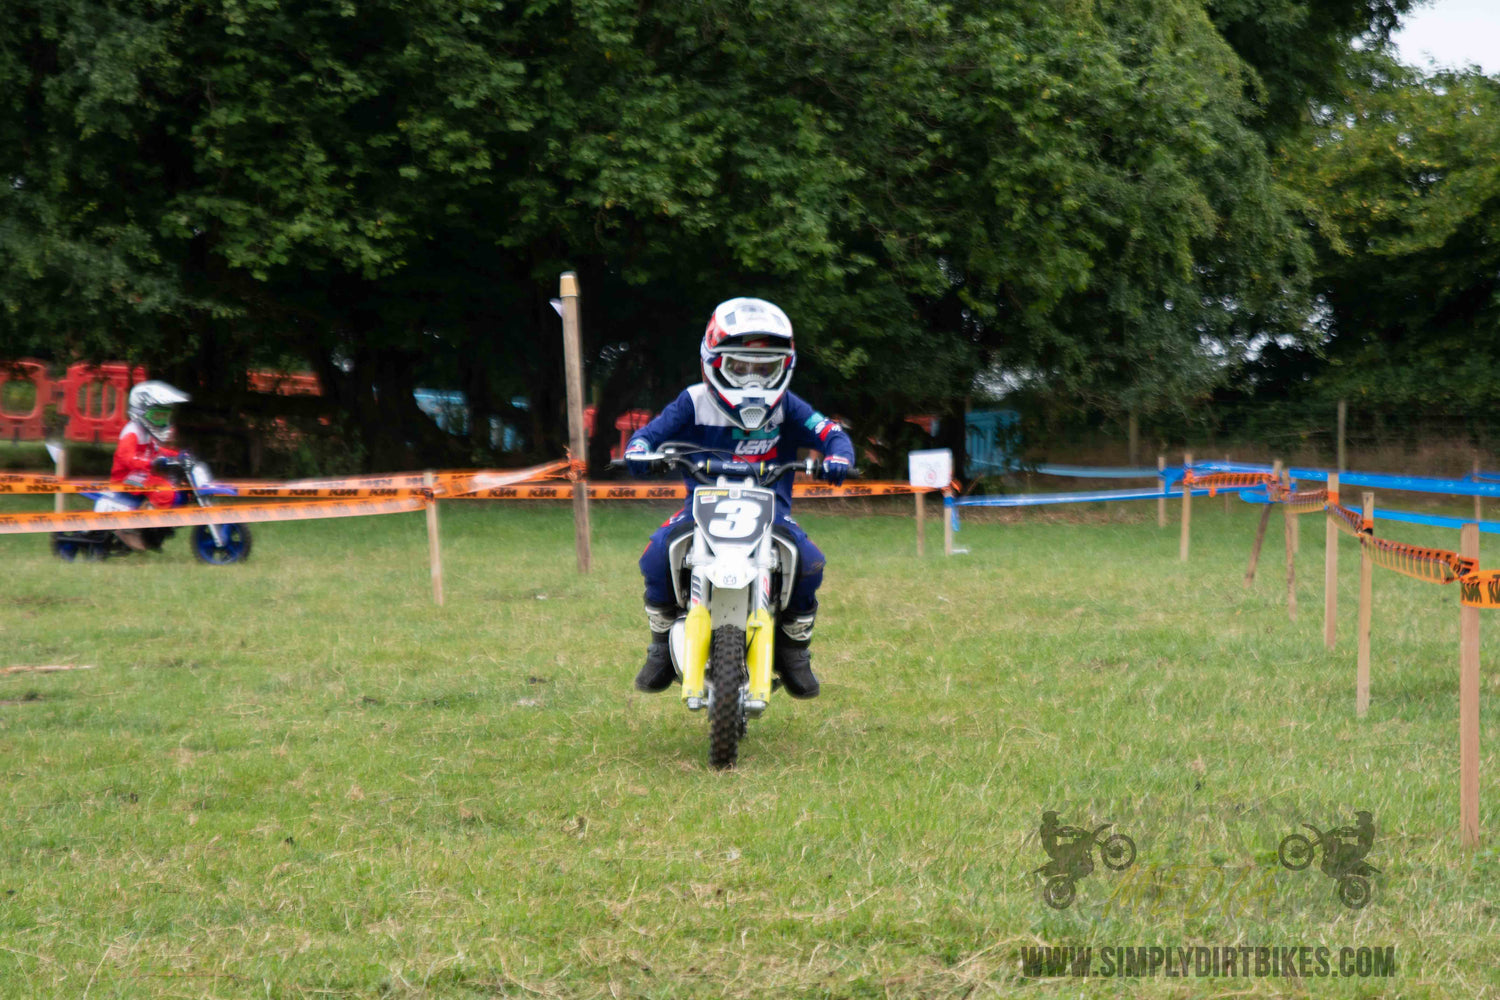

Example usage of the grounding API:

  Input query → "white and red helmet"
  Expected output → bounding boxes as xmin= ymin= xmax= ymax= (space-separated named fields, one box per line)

xmin=700 ymin=297 xmax=795 ymax=431
xmin=127 ymin=380 xmax=190 ymax=444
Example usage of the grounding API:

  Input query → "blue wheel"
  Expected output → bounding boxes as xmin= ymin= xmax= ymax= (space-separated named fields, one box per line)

xmin=51 ymin=533 xmax=106 ymax=561
xmin=50 ymin=534 xmax=82 ymax=561
xmin=191 ymin=523 xmax=253 ymax=564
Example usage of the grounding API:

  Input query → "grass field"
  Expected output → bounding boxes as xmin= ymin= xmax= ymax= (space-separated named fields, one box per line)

xmin=1 ymin=493 xmax=1497 ymax=998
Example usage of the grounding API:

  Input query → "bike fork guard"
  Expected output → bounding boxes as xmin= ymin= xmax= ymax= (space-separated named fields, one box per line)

xmin=745 ymin=607 xmax=774 ymax=713
xmin=682 ymin=603 xmax=711 ymax=707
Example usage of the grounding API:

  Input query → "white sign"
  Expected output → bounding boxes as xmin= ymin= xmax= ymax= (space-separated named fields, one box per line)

xmin=908 ymin=448 xmax=953 ymax=489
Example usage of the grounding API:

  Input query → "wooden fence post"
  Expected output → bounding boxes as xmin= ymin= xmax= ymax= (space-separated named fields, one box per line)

xmin=943 ymin=489 xmax=954 ymax=556
xmin=1283 ymin=469 xmax=1297 ymax=622
xmin=1459 ymin=523 xmax=1480 ymax=848
xmin=1157 ymin=454 xmax=1166 ymax=529
xmin=1324 ymin=473 xmax=1339 ymax=650
xmin=915 ymin=491 xmax=926 ymax=557
xmin=1290 ymin=481 xmax=1300 ymax=555
xmin=424 ymin=470 xmax=444 ymax=607
xmin=1224 ymin=452 xmax=1231 ymax=515
xmin=1179 ymin=451 xmax=1193 ymax=562
xmin=1245 ymin=459 xmax=1281 ymax=587
xmin=1356 ymin=491 xmax=1374 ymax=718
xmin=54 ymin=447 xmax=67 ymax=514
xmin=559 ymin=271 xmax=592 ymax=574
xmin=1475 ymin=455 xmax=1483 ymax=524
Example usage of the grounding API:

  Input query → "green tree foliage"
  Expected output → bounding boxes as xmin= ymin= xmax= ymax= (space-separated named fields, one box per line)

xmin=1270 ymin=56 xmax=1500 ymax=417
xmin=1206 ymin=0 xmax=1417 ymax=134
xmin=2 ymin=0 xmax=1327 ymax=471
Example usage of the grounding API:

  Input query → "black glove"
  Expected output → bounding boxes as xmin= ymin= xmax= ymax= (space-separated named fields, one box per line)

xmin=151 ymin=456 xmax=183 ymax=481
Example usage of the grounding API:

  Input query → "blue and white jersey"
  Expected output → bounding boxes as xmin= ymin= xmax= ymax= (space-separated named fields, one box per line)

xmin=630 ymin=384 xmax=856 ymax=512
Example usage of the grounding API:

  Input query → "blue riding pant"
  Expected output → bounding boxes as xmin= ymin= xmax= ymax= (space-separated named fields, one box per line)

xmin=639 ymin=508 xmax=824 ymax=614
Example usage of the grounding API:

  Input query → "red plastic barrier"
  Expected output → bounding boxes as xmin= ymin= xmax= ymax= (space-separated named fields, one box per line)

xmin=0 ymin=360 xmax=51 ymax=441
xmin=61 ymin=363 xmax=147 ymax=443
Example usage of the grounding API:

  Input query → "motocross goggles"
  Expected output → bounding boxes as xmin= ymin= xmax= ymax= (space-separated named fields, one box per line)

xmin=142 ymin=405 xmax=175 ymax=429
xmin=719 ymin=352 xmax=790 ymax=389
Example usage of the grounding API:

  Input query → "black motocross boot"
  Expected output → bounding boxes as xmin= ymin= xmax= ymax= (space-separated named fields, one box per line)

xmin=633 ymin=603 xmax=679 ymax=693
xmin=774 ymin=604 xmax=820 ymax=699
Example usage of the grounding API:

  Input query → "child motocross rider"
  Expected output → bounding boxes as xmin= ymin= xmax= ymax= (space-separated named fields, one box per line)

xmin=108 ymin=380 xmax=190 ymax=549
xmin=624 ymin=297 xmax=855 ymax=699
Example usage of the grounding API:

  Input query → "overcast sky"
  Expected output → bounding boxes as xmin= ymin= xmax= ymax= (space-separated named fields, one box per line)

xmin=1391 ymin=0 xmax=1500 ymax=74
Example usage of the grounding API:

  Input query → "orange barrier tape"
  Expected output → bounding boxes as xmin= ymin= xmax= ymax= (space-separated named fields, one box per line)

xmin=0 ymin=476 xmax=118 ymax=495
xmin=1363 ymin=535 xmax=1475 ymax=585
xmin=1325 ymin=501 xmax=1482 ymax=587
xmin=0 ymin=496 xmax=426 ymax=536
xmin=0 ymin=460 xmax=572 ymax=498
xmin=1283 ymin=488 xmax=1329 ymax=514
xmin=1193 ymin=472 xmax=1277 ymax=496
xmin=225 ymin=460 xmax=571 ymax=497
xmin=454 ymin=480 xmax=935 ymax=501
xmin=1328 ymin=503 xmax=1368 ymax=537
xmin=232 ymin=484 xmax=431 ymax=499
xmin=1459 ymin=570 xmax=1500 ymax=608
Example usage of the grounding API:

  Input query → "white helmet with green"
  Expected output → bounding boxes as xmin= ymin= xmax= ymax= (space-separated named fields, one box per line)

xmin=127 ymin=380 xmax=190 ymax=443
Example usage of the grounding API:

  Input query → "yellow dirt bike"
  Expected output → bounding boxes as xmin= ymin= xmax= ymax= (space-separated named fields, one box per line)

xmin=625 ymin=445 xmax=831 ymax=768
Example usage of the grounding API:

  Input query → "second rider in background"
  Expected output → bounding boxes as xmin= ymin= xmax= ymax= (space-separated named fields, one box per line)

xmin=625 ymin=297 xmax=855 ymax=699
xmin=107 ymin=380 xmax=191 ymax=550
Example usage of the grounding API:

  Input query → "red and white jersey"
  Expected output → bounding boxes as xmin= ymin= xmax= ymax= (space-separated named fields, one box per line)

xmin=111 ymin=420 xmax=180 ymax=499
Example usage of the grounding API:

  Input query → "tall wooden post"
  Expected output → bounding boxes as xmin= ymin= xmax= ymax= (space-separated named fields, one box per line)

xmin=943 ymin=489 xmax=954 ymax=556
xmin=1323 ymin=473 xmax=1339 ymax=650
xmin=559 ymin=271 xmax=592 ymax=574
xmin=1157 ymin=455 xmax=1167 ymax=529
xmin=1282 ymin=469 xmax=1297 ymax=621
xmin=915 ymin=491 xmax=926 ymax=557
xmin=424 ymin=470 xmax=444 ymax=606
xmin=1179 ymin=451 xmax=1193 ymax=562
xmin=1475 ymin=455 xmax=1483 ymax=524
xmin=1459 ymin=523 xmax=1480 ymax=848
xmin=1245 ymin=459 xmax=1281 ymax=586
xmin=54 ymin=447 xmax=67 ymax=514
xmin=1356 ymin=491 xmax=1374 ymax=718
xmin=1223 ymin=452 xmax=1232 ymax=515
xmin=1337 ymin=399 xmax=1347 ymax=472
xmin=1290 ymin=477 xmax=1301 ymax=555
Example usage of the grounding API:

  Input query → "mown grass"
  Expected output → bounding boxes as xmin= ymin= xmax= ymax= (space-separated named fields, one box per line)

xmin=0 ymin=492 xmax=1496 ymax=998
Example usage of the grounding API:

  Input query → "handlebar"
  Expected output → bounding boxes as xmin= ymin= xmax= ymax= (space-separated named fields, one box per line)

xmin=614 ymin=448 xmax=815 ymax=487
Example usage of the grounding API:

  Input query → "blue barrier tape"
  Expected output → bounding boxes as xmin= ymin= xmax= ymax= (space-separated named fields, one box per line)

xmin=1031 ymin=463 xmax=1160 ymax=479
xmin=1362 ymin=507 xmax=1500 ymax=535
xmin=1159 ymin=461 xmax=1500 ymax=499
xmin=951 ymin=486 xmax=1212 ymax=508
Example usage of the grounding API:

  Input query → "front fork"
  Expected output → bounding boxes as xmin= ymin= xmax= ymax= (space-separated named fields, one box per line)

xmin=744 ymin=574 xmax=774 ymax=716
xmin=186 ymin=462 xmax=228 ymax=548
xmin=681 ymin=549 xmax=776 ymax=716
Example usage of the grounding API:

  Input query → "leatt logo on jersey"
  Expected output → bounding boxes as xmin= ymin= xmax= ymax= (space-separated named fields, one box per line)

xmin=734 ymin=438 xmax=778 ymax=457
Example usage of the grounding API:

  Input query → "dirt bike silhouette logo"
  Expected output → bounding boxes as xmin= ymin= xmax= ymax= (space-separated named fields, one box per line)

xmin=1278 ymin=811 xmax=1379 ymax=909
xmin=1033 ymin=811 xmax=1137 ymax=909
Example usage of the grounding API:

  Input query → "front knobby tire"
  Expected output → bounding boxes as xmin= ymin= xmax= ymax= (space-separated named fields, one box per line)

xmin=707 ymin=625 xmax=748 ymax=770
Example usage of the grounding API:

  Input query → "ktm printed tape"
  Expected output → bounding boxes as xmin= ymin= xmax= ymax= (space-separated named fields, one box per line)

xmin=0 ymin=496 xmax=426 ymax=536
xmin=458 ymin=481 xmax=938 ymax=500
xmin=1460 ymin=571 xmax=1500 ymax=609
xmin=0 ymin=460 xmax=571 ymax=498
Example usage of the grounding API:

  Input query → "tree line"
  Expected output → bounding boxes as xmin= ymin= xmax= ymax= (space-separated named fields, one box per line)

xmin=5 ymin=0 xmax=1488 ymax=474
